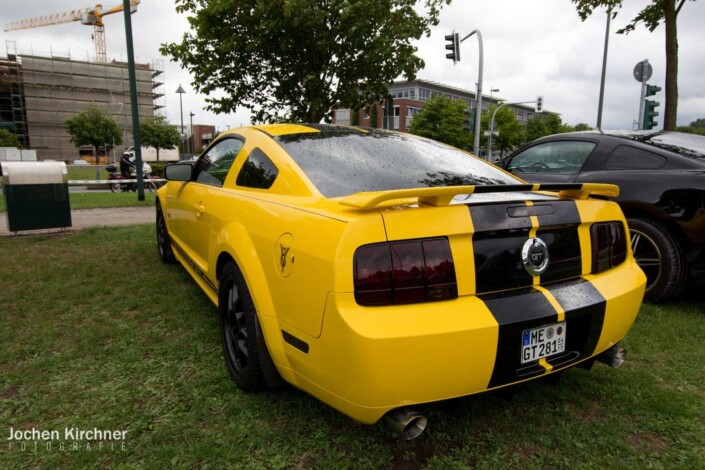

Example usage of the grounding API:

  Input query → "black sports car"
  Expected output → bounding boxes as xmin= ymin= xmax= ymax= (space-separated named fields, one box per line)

xmin=498 ymin=131 xmax=705 ymax=302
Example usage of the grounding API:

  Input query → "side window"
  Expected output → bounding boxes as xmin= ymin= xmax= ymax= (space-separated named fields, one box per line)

xmin=194 ymin=138 xmax=244 ymax=187
xmin=508 ymin=141 xmax=595 ymax=174
xmin=236 ymin=148 xmax=279 ymax=189
xmin=605 ymin=145 xmax=666 ymax=169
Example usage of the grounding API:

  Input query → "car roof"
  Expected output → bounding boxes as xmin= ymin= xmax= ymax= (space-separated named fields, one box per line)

xmin=530 ymin=130 xmax=705 ymax=160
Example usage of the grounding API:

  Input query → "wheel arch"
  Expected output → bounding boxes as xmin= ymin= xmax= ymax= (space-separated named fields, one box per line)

xmin=619 ymin=201 xmax=690 ymax=251
xmin=212 ymin=224 xmax=294 ymax=381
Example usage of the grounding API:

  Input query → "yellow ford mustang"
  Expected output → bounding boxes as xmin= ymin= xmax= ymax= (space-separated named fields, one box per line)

xmin=156 ymin=123 xmax=645 ymax=437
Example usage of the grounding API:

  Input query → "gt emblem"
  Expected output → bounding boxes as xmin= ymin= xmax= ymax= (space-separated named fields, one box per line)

xmin=521 ymin=237 xmax=550 ymax=276
xmin=280 ymin=245 xmax=291 ymax=272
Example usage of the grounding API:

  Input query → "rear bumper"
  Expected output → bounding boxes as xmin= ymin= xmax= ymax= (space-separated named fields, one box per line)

xmin=281 ymin=260 xmax=645 ymax=424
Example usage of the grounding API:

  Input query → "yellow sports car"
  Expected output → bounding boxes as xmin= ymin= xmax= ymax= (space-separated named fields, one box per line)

xmin=156 ymin=124 xmax=645 ymax=438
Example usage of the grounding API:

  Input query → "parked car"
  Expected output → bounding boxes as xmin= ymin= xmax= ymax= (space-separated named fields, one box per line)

xmin=156 ymin=124 xmax=645 ymax=437
xmin=498 ymin=131 xmax=705 ymax=302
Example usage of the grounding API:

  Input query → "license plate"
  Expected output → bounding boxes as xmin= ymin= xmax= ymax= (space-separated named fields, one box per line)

xmin=521 ymin=322 xmax=566 ymax=364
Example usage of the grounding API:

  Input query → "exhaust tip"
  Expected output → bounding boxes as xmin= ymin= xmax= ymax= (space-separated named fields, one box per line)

xmin=597 ymin=345 xmax=627 ymax=368
xmin=384 ymin=408 xmax=428 ymax=440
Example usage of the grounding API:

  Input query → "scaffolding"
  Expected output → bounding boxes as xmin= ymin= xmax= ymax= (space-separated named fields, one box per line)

xmin=0 ymin=40 xmax=164 ymax=160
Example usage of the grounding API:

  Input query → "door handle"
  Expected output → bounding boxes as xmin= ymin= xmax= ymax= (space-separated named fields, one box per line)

xmin=195 ymin=203 xmax=205 ymax=216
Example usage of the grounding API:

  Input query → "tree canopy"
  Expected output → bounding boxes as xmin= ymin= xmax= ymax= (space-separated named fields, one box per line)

xmin=63 ymin=106 xmax=123 ymax=162
xmin=406 ymin=96 xmax=473 ymax=151
xmin=140 ymin=116 xmax=181 ymax=162
xmin=482 ymin=105 xmax=525 ymax=158
xmin=161 ymin=0 xmax=450 ymax=123
xmin=571 ymin=0 xmax=697 ymax=130
xmin=0 ymin=129 xmax=21 ymax=148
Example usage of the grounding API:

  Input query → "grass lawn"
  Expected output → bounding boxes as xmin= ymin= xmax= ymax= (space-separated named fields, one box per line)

xmin=1 ymin=224 xmax=704 ymax=468
xmin=0 ymin=192 xmax=156 ymax=213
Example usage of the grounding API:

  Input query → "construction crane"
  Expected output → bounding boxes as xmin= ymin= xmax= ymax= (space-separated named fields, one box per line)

xmin=4 ymin=1 xmax=140 ymax=63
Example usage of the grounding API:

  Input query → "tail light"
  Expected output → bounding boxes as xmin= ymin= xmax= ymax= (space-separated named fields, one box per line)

xmin=591 ymin=221 xmax=627 ymax=274
xmin=354 ymin=237 xmax=458 ymax=306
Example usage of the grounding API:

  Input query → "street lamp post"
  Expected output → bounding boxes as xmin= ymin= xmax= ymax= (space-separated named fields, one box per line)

xmin=176 ymin=84 xmax=185 ymax=158
xmin=459 ymin=30 xmax=483 ymax=157
xmin=189 ymin=112 xmax=195 ymax=155
xmin=488 ymin=100 xmax=537 ymax=160
xmin=489 ymin=87 xmax=499 ymax=105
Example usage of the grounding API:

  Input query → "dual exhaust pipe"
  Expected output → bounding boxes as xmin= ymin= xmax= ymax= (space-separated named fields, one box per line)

xmin=385 ymin=345 xmax=627 ymax=440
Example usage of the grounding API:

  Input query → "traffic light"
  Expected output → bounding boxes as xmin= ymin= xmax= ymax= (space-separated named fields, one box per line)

xmin=535 ymin=96 xmax=544 ymax=113
xmin=445 ymin=32 xmax=460 ymax=63
xmin=645 ymin=84 xmax=662 ymax=97
xmin=463 ymin=108 xmax=474 ymax=131
xmin=642 ymin=83 xmax=661 ymax=129
xmin=643 ymin=99 xmax=659 ymax=130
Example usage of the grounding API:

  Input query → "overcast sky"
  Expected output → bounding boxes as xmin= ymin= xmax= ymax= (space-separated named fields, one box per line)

xmin=2 ymin=0 xmax=704 ymax=132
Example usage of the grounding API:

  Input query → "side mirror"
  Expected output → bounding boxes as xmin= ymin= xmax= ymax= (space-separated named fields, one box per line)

xmin=164 ymin=162 xmax=194 ymax=181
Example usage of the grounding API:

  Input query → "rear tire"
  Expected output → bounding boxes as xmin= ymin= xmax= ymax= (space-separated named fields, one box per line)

xmin=628 ymin=217 xmax=686 ymax=302
xmin=110 ymin=182 xmax=121 ymax=193
xmin=219 ymin=261 xmax=279 ymax=392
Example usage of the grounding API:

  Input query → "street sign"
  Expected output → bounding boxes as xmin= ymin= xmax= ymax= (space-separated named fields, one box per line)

xmin=633 ymin=60 xmax=652 ymax=82
xmin=483 ymin=131 xmax=499 ymax=137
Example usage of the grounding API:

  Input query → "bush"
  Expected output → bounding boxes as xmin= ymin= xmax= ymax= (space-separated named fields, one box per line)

xmin=149 ymin=162 xmax=168 ymax=177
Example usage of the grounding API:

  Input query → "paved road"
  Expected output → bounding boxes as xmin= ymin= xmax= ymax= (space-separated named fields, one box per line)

xmin=0 ymin=206 xmax=154 ymax=236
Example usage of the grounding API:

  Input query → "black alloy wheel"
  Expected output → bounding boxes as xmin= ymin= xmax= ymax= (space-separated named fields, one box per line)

xmin=628 ymin=218 xmax=686 ymax=302
xmin=218 ymin=262 xmax=266 ymax=392
xmin=156 ymin=204 xmax=175 ymax=263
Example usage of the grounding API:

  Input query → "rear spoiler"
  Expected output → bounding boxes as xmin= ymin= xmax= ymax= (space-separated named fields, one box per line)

xmin=338 ymin=183 xmax=619 ymax=210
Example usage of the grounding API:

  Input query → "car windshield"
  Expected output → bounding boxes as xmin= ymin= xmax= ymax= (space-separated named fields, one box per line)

xmin=275 ymin=128 xmax=520 ymax=198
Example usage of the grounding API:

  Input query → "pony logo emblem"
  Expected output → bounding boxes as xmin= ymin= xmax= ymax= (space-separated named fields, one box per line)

xmin=280 ymin=245 xmax=291 ymax=272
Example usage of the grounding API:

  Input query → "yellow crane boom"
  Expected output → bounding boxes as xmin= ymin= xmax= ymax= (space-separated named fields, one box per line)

xmin=4 ymin=1 xmax=140 ymax=63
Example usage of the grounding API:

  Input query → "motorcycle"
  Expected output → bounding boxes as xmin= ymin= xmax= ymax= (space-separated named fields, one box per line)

xmin=105 ymin=162 xmax=162 ymax=193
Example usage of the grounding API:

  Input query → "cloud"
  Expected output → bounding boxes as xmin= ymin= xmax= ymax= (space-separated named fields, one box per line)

xmin=2 ymin=0 xmax=704 ymax=130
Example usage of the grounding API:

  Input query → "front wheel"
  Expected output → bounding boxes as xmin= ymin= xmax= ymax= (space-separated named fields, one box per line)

xmin=156 ymin=204 xmax=175 ymax=263
xmin=109 ymin=182 xmax=121 ymax=193
xmin=628 ymin=217 xmax=687 ymax=302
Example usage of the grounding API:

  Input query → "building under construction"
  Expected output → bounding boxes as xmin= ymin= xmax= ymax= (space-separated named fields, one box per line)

xmin=0 ymin=42 xmax=163 ymax=161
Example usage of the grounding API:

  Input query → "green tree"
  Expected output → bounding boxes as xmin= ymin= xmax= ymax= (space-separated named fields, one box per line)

xmin=161 ymin=0 xmax=450 ymax=123
xmin=0 ymin=129 xmax=21 ymax=148
xmin=572 ymin=122 xmax=593 ymax=131
xmin=140 ymin=116 xmax=181 ymax=162
xmin=63 ymin=106 xmax=122 ymax=164
xmin=689 ymin=118 xmax=705 ymax=128
xmin=571 ymin=0 xmax=698 ymax=131
xmin=482 ymin=106 xmax=525 ymax=158
xmin=407 ymin=96 xmax=473 ymax=150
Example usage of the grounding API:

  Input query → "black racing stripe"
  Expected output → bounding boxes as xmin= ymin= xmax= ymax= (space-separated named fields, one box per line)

xmin=537 ymin=228 xmax=582 ymax=283
xmin=470 ymin=202 xmax=583 ymax=293
xmin=482 ymin=288 xmax=559 ymax=388
xmin=543 ymin=278 xmax=606 ymax=359
xmin=469 ymin=203 xmax=532 ymax=232
xmin=482 ymin=277 xmax=607 ymax=389
xmin=470 ymin=203 xmax=533 ymax=293
xmin=473 ymin=231 xmax=533 ymax=292
xmin=536 ymin=200 xmax=581 ymax=226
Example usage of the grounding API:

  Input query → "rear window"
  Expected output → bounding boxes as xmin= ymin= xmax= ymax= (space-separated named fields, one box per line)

xmin=605 ymin=145 xmax=666 ymax=169
xmin=275 ymin=129 xmax=519 ymax=198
